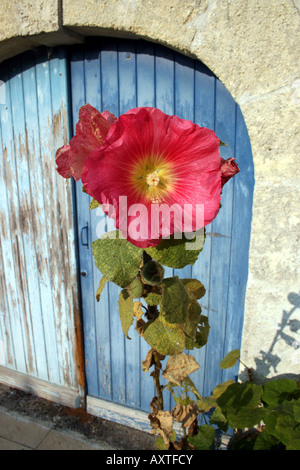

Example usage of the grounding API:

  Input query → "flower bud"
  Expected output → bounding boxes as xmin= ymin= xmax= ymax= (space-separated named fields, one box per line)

xmin=142 ymin=260 xmax=165 ymax=286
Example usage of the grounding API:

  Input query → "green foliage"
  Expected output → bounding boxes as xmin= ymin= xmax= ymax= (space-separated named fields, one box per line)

xmin=92 ymin=231 xmax=143 ymax=288
xmin=181 ymin=278 xmax=206 ymax=300
xmin=89 ymin=197 xmax=101 ymax=210
xmin=217 ymin=382 xmax=265 ymax=429
xmin=144 ymin=292 xmax=162 ymax=306
xmin=219 ymin=349 xmax=240 ymax=369
xmin=96 ymin=276 xmax=107 ymax=302
xmin=118 ymin=289 xmax=134 ymax=339
xmin=143 ymin=315 xmax=186 ymax=356
xmin=126 ymin=278 xmax=143 ymax=298
xmin=188 ymin=425 xmax=215 ymax=450
xmin=160 ymin=277 xmax=190 ymax=323
xmin=145 ymin=232 xmax=205 ymax=269
xmin=262 ymin=378 xmax=299 ymax=407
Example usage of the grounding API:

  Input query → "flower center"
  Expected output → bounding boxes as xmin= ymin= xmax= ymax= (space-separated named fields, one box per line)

xmin=146 ymin=171 xmax=160 ymax=187
xmin=129 ymin=155 xmax=175 ymax=202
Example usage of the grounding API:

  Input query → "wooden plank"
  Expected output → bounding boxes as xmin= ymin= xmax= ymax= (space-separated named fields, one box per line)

xmin=202 ymin=79 xmax=236 ymax=397
xmin=0 ymin=365 xmax=81 ymax=408
xmin=0 ymin=62 xmax=32 ymax=375
xmin=0 ymin=106 xmax=16 ymax=370
xmin=34 ymin=53 xmax=62 ymax=386
xmin=190 ymin=62 xmax=216 ymax=397
xmin=221 ymin=106 xmax=255 ymax=383
xmin=87 ymin=395 xmax=183 ymax=436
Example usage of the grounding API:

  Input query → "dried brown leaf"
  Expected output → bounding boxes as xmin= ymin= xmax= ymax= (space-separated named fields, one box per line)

xmin=162 ymin=353 xmax=200 ymax=386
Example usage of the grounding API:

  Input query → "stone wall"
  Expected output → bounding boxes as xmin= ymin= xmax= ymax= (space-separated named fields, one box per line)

xmin=1 ymin=0 xmax=300 ymax=381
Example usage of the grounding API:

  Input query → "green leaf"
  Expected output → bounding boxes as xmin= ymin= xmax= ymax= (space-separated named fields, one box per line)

xmin=145 ymin=231 xmax=205 ymax=269
xmin=154 ymin=436 xmax=167 ymax=450
xmin=96 ymin=276 xmax=108 ymax=302
xmin=253 ymin=430 xmax=285 ymax=450
xmin=89 ymin=198 xmax=101 ymax=210
xmin=197 ymin=396 xmax=217 ymax=413
xmin=188 ymin=424 xmax=215 ymax=450
xmin=143 ymin=315 xmax=185 ymax=356
xmin=182 ymin=298 xmax=201 ymax=340
xmin=262 ymin=378 xmax=299 ymax=407
xmin=212 ymin=380 xmax=235 ymax=400
xmin=126 ymin=278 xmax=143 ymax=298
xmin=217 ymin=382 xmax=264 ymax=429
xmin=219 ymin=349 xmax=240 ymax=369
xmin=209 ymin=406 xmax=228 ymax=433
xmin=181 ymin=279 xmax=206 ymax=300
xmin=118 ymin=289 xmax=134 ymax=339
xmin=185 ymin=314 xmax=209 ymax=350
xmin=92 ymin=231 xmax=143 ymax=288
xmin=265 ymin=398 xmax=300 ymax=450
xmin=160 ymin=277 xmax=190 ymax=323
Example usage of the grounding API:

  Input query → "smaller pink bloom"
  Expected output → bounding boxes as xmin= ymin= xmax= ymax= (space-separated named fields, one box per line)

xmin=220 ymin=157 xmax=240 ymax=187
xmin=55 ymin=104 xmax=117 ymax=181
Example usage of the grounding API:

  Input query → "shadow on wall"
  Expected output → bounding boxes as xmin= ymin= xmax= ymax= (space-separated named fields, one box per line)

xmin=241 ymin=292 xmax=300 ymax=384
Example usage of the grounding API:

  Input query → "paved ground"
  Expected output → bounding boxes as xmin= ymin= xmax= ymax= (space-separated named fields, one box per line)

xmin=0 ymin=383 xmax=156 ymax=450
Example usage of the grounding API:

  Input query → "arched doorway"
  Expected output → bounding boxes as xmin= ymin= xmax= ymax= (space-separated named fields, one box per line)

xmin=71 ymin=38 xmax=254 ymax=424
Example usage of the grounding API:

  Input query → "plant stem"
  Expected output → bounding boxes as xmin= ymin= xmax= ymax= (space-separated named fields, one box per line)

xmin=153 ymin=351 xmax=164 ymax=411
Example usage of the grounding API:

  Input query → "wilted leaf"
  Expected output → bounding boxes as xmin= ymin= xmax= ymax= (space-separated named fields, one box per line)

xmin=160 ymin=277 xmax=190 ymax=323
xmin=118 ymin=289 xmax=134 ymax=339
xmin=162 ymin=353 xmax=200 ymax=386
xmin=143 ymin=315 xmax=185 ymax=356
xmin=96 ymin=276 xmax=107 ymax=302
xmin=154 ymin=410 xmax=174 ymax=448
xmin=172 ymin=403 xmax=198 ymax=428
xmin=219 ymin=349 xmax=240 ymax=369
xmin=142 ymin=348 xmax=165 ymax=372
xmin=92 ymin=231 xmax=143 ymax=288
xmin=133 ymin=301 xmax=144 ymax=320
xmin=145 ymin=232 xmax=205 ymax=269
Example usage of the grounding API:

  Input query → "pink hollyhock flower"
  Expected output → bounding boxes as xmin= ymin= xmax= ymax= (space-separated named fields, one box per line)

xmin=80 ymin=107 xmax=239 ymax=248
xmin=55 ymin=104 xmax=117 ymax=181
xmin=220 ymin=157 xmax=240 ymax=187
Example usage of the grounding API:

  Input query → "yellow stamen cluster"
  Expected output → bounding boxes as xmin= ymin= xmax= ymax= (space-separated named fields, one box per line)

xmin=129 ymin=155 xmax=175 ymax=202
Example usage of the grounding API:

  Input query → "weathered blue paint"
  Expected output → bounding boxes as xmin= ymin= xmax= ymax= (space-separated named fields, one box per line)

xmin=0 ymin=48 xmax=81 ymax=397
xmin=72 ymin=39 xmax=255 ymax=413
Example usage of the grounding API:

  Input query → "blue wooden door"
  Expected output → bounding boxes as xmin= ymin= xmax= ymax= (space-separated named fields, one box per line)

xmin=70 ymin=39 xmax=254 ymax=415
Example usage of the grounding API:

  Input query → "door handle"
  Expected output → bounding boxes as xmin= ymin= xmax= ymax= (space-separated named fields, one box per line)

xmin=80 ymin=223 xmax=89 ymax=248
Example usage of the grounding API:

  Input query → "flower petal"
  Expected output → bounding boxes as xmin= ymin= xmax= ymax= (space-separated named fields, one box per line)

xmin=82 ymin=107 xmax=237 ymax=248
xmin=55 ymin=104 xmax=117 ymax=181
xmin=55 ymin=144 xmax=72 ymax=178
